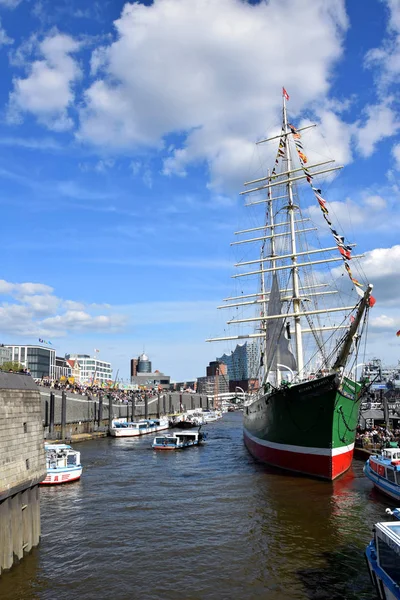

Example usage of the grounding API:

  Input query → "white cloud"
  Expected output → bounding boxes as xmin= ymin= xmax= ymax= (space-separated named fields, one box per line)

xmin=0 ymin=18 xmax=13 ymax=45
xmin=354 ymin=101 xmax=400 ymax=157
xmin=365 ymin=0 xmax=400 ymax=88
xmin=307 ymin=193 xmax=391 ymax=233
xmin=361 ymin=245 xmax=400 ymax=305
xmin=392 ymin=143 xmax=400 ymax=169
xmin=8 ymin=32 xmax=81 ymax=131
xmin=0 ymin=278 xmax=127 ymax=338
xmin=0 ymin=0 xmax=22 ymax=7
xmin=78 ymin=0 xmax=348 ymax=190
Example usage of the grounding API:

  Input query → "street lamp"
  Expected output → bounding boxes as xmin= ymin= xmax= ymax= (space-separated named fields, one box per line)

xmin=353 ymin=363 xmax=365 ymax=381
xmin=277 ymin=363 xmax=294 ymax=382
xmin=235 ymin=386 xmax=246 ymax=403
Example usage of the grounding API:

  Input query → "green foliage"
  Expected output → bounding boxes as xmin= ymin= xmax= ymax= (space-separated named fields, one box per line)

xmin=0 ymin=361 xmax=24 ymax=372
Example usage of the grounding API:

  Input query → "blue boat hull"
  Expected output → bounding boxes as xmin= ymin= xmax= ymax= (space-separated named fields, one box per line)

xmin=364 ymin=461 xmax=400 ymax=501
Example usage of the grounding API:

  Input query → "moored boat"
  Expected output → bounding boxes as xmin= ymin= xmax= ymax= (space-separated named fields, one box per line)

xmin=152 ymin=429 xmax=207 ymax=450
xmin=110 ymin=417 xmax=169 ymax=437
xmin=41 ymin=443 xmax=82 ymax=485
xmin=207 ymin=88 xmax=375 ymax=480
xmin=365 ymin=507 xmax=400 ymax=599
xmin=364 ymin=448 xmax=400 ymax=501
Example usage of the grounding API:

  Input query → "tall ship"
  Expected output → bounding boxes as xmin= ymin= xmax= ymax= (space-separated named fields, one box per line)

xmin=207 ymin=89 xmax=375 ymax=480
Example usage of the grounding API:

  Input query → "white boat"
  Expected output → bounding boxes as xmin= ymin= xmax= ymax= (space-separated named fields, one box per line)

xmin=201 ymin=409 xmax=222 ymax=423
xmin=366 ymin=508 xmax=400 ymax=599
xmin=41 ymin=443 xmax=82 ymax=485
xmin=152 ymin=430 xmax=207 ymax=450
xmin=110 ymin=417 xmax=169 ymax=437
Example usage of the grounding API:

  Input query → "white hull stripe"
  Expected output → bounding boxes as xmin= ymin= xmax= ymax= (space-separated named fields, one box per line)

xmin=243 ymin=427 xmax=354 ymax=457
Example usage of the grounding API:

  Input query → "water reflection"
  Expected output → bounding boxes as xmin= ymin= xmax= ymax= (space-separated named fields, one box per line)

xmin=0 ymin=413 xmax=385 ymax=600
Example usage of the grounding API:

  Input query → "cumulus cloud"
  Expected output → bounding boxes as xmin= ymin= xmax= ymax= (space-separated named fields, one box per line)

xmin=361 ymin=245 xmax=400 ymax=306
xmin=8 ymin=32 xmax=81 ymax=130
xmin=392 ymin=143 xmax=400 ymax=169
xmin=364 ymin=0 xmax=400 ymax=89
xmin=0 ymin=278 xmax=127 ymax=338
xmin=0 ymin=0 xmax=22 ymax=7
xmin=0 ymin=18 xmax=13 ymax=45
xmin=353 ymin=101 xmax=400 ymax=157
xmin=78 ymin=0 xmax=348 ymax=190
xmin=307 ymin=193 xmax=391 ymax=235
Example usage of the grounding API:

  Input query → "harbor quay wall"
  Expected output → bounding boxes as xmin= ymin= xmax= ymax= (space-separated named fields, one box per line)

xmin=0 ymin=373 xmax=47 ymax=576
xmin=39 ymin=388 xmax=215 ymax=438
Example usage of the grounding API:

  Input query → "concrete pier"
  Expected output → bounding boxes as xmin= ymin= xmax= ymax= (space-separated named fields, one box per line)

xmin=0 ymin=373 xmax=46 ymax=575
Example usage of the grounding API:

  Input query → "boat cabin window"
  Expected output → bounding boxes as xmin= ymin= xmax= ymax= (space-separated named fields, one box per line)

xmin=67 ymin=454 xmax=77 ymax=465
xmin=155 ymin=438 xmax=165 ymax=444
xmin=377 ymin=537 xmax=400 ymax=586
xmin=386 ymin=467 xmax=396 ymax=483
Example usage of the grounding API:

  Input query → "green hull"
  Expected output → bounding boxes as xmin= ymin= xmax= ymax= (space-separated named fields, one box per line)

xmin=243 ymin=374 xmax=362 ymax=479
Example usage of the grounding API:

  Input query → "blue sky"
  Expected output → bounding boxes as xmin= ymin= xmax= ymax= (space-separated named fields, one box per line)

xmin=0 ymin=0 xmax=399 ymax=381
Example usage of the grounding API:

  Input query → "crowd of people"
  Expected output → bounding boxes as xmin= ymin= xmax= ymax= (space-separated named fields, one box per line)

xmin=356 ymin=425 xmax=400 ymax=449
xmin=36 ymin=379 xmax=160 ymax=404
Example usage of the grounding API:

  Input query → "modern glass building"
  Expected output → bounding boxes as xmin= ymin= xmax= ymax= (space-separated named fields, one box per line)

xmin=137 ymin=353 xmax=152 ymax=373
xmin=5 ymin=345 xmax=56 ymax=379
xmin=217 ymin=342 xmax=258 ymax=381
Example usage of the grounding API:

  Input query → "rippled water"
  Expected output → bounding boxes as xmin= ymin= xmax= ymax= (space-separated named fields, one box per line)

xmin=0 ymin=413 xmax=387 ymax=599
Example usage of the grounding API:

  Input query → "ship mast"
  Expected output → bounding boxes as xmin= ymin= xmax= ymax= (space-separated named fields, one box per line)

xmin=282 ymin=95 xmax=304 ymax=376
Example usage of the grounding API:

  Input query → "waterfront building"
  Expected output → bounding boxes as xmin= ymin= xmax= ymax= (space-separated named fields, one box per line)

xmin=55 ymin=356 xmax=72 ymax=380
xmin=66 ymin=358 xmax=81 ymax=382
xmin=130 ymin=353 xmax=170 ymax=389
xmin=4 ymin=344 xmax=56 ymax=379
xmin=130 ymin=370 xmax=171 ymax=390
xmin=217 ymin=342 xmax=258 ymax=381
xmin=173 ymin=380 xmax=197 ymax=392
xmin=217 ymin=342 xmax=259 ymax=391
xmin=137 ymin=353 xmax=152 ymax=373
xmin=65 ymin=354 xmax=113 ymax=384
xmin=197 ymin=361 xmax=229 ymax=396
xmin=130 ymin=358 xmax=138 ymax=377
xmin=0 ymin=344 xmax=12 ymax=366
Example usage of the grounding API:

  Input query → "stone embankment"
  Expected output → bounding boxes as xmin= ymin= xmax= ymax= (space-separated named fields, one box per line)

xmin=39 ymin=387 xmax=214 ymax=440
xmin=0 ymin=373 xmax=47 ymax=575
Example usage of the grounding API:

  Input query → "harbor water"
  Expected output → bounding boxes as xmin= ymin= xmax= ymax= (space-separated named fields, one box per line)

xmin=0 ymin=412 xmax=386 ymax=599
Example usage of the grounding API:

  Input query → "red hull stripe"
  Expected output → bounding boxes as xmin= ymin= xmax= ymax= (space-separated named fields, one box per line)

xmin=243 ymin=429 xmax=353 ymax=480
xmin=40 ymin=474 xmax=81 ymax=485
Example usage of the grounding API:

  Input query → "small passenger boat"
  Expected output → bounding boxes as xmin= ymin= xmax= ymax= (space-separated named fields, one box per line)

xmin=364 ymin=448 xmax=400 ymax=501
xmin=201 ymin=409 xmax=222 ymax=423
xmin=110 ymin=417 xmax=169 ymax=437
xmin=41 ymin=443 xmax=82 ymax=485
xmin=365 ymin=507 xmax=400 ymax=599
xmin=152 ymin=429 xmax=207 ymax=450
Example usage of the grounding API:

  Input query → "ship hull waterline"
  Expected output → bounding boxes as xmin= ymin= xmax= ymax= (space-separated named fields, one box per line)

xmin=243 ymin=373 xmax=361 ymax=481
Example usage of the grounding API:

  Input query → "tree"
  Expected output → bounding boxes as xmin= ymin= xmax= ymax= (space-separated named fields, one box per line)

xmin=0 ymin=361 xmax=24 ymax=372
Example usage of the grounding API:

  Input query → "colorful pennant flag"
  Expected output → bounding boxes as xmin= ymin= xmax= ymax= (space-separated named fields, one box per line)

xmin=288 ymin=122 xmax=375 ymax=306
xmin=283 ymin=87 xmax=289 ymax=101
xmin=396 ymin=330 xmax=400 ymax=337
xmin=38 ymin=338 xmax=52 ymax=345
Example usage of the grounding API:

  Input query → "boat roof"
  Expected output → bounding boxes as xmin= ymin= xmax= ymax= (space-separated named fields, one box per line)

xmin=372 ymin=449 xmax=400 ymax=462
xmin=45 ymin=444 xmax=72 ymax=450
xmin=375 ymin=522 xmax=400 ymax=558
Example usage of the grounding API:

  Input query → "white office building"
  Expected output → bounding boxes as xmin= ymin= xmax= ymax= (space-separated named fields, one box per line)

xmin=65 ymin=354 xmax=113 ymax=384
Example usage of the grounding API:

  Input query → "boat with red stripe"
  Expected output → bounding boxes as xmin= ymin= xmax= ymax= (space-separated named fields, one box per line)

xmin=40 ymin=443 xmax=82 ymax=485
